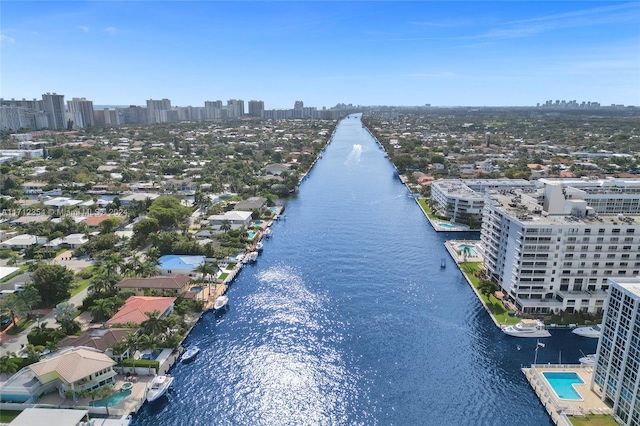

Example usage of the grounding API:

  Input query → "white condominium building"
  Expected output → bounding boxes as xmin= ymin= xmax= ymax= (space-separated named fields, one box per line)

xmin=431 ymin=179 xmax=534 ymax=226
xmin=592 ymin=277 xmax=640 ymax=426
xmin=480 ymin=181 xmax=640 ymax=315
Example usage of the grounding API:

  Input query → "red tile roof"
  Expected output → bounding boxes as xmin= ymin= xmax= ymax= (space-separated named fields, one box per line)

xmin=115 ymin=275 xmax=191 ymax=290
xmin=106 ymin=296 xmax=176 ymax=326
xmin=84 ymin=214 xmax=127 ymax=227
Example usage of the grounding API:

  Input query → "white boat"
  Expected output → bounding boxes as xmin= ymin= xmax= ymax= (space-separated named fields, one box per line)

xmin=181 ymin=346 xmax=199 ymax=362
xmin=247 ymin=251 xmax=258 ymax=263
xmin=256 ymin=241 xmax=264 ymax=251
xmin=214 ymin=295 xmax=228 ymax=310
xmin=572 ymin=324 xmax=602 ymax=338
xmin=502 ymin=319 xmax=551 ymax=338
xmin=264 ymin=228 xmax=272 ymax=238
xmin=146 ymin=375 xmax=173 ymax=402
xmin=579 ymin=354 xmax=596 ymax=365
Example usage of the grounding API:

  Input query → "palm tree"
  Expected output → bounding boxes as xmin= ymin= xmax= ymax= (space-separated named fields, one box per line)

xmin=89 ymin=298 xmax=116 ymax=323
xmin=220 ymin=220 xmax=232 ymax=234
xmin=0 ymin=294 xmax=28 ymax=328
xmin=140 ymin=310 xmax=165 ymax=335
xmin=139 ymin=334 xmax=161 ymax=375
xmin=20 ymin=343 xmax=45 ymax=364
xmin=0 ymin=353 xmax=20 ymax=379
xmin=111 ymin=341 xmax=128 ymax=367
xmin=92 ymin=384 xmax=116 ymax=417
xmin=124 ymin=332 xmax=139 ymax=375
xmin=15 ymin=285 xmax=41 ymax=320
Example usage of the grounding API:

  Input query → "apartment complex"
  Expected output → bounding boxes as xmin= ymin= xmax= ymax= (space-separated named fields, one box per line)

xmin=479 ymin=180 xmax=640 ymax=315
xmin=431 ymin=179 xmax=535 ymax=225
xmin=592 ymin=277 xmax=640 ymax=426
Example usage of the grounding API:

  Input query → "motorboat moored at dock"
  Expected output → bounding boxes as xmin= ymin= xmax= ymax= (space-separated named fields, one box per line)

xmin=214 ymin=295 xmax=229 ymax=310
xmin=572 ymin=324 xmax=602 ymax=338
xmin=181 ymin=346 xmax=200 ymax=362
xmin=502 ymin=319 xmax=551 ymax=338
xmin=146 ymin=375 xmax=173 ymax=402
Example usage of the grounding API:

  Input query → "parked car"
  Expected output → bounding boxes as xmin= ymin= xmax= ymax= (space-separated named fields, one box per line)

xmin=1 ymin=317 xmax=12 ymax=331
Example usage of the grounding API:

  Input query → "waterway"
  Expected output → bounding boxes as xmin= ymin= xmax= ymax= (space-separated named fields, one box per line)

xmin=133 ymin=114 xmax=597 ymax=426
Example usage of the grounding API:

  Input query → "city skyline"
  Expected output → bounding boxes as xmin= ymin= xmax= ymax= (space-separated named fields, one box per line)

xmin=2 ymin=1 xmax=639 ymax=108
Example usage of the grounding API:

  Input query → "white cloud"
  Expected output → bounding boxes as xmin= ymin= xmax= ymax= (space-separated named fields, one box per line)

xmin=1 ymin=33 xmax=15 ymax=44
xmin=79 ymin=26 xmax=90 ymax=33
xmin=103 ymin=26 xmax=118 ymax=35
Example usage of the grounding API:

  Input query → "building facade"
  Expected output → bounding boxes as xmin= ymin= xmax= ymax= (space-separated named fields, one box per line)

xmin=592 ymin=277 xmax=640 ymax=426
xmin=41 ymin=93 xmax=66 ymax=130
xmin=480 ymin=181 xmax=640 ymax=315
xmin=67 ymin=97 xmax=95 ymax=128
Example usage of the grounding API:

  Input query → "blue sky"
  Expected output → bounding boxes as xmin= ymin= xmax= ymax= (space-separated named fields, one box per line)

xmin=2 ymin=1 xmax=639 ymax=108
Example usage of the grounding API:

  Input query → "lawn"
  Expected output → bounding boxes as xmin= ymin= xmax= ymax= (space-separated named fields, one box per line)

xmin=6 ymin=317 xmax=35 ymax=335
xmin=460 ymin=262 xmax=520 ymax=326
xmin=417 ymin=199 xmax=436 ymax=219
xmin=218 ymin=272 xmax=229 ymax=281
xmin=0 ymin=410 xmax=21 ymax=423
xmin=570 ymin=414 xmax=618 ymax=426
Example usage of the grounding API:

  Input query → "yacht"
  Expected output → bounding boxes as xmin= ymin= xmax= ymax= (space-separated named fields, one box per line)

xmin=180 ymin=346 xmax=200 ymax=362
xmin=579 ymin=353 xmax=596 ymax=366
xmin=247 ymin=251 xmax=258 ymax=263
xmin=572 ymin=324 xmax=602 ymax=338
xmin=214 ymin=295 xmax=229 ymax=310
xmin=146 ymin=375 xmax=173 ymax=402
xmin=256 ymin=241 xmax=264 ymax=251
xmin=502 ymin=319 xmax=551 ymax=338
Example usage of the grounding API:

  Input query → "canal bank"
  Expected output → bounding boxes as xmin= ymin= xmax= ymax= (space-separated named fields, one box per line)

xmin=133 ymin=114 xmax=596 ymax=426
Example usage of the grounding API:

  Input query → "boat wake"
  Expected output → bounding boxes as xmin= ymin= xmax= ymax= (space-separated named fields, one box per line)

xmin=345 ymin=144 xmax=363 ymax=166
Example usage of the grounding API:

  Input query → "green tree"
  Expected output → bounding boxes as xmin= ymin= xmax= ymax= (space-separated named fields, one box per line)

xmin=0 ymin=294 xmax=28 ymax=328
xmin=89 ymin=298 xmax=116 ymax=323
xmin=15 ymin=285 xmax=42 ymax=319
xmin=139 ymin=333 xmax=161 ymax=375
xmin=478 ymin=280 xmax=500 ymax=300
xmin=31 ymin=264 xmax=74 ymax=306
xmin=0 ymin=353 xmax=20 ymax=378
xmin=147 ymin=197 xmax=192 ymax=229
xmin=92 ymin=384 xmax=117 ymax=417
xmin=124 ymin=332 xmax=139 ymax=374
xmin=132 ymin=218 xmax=160 ymax=246
xmin=98 ymin=217 xmax=123 ymax=234
xmin=140 ymin=310 xmax=165 ymax=335
xmin=20 ymin=343 xmax=45 ymax=364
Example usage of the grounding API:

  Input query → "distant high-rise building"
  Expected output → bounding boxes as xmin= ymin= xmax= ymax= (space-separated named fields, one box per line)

xmin=0 ymin=106 xmax=29 ymax=131
xmin=67 ymin=97 xmax=95 ymax=128
xmin=116 ymin=106 xmax=148 ymax=124
xmin=146 ymin=98 xmax=172 ymax=124
xmin=226 ymin=99 xmax=244 ymax=118
xmin=248 ymin=100 xmax=264 ymax=117
xmin=593 ymin=276 xmax=640 ymax=426
xmin=294 ymin=100 xmax=304 ymax=109
xmin=41 ymin=93 xmax=65 ymax=130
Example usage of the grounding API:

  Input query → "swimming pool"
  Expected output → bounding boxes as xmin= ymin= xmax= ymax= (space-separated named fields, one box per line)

xmin=89 ymin=389 xmax=131 ymax=407
xmin=542 ymin=372 xmax=584 ymax=401
xmin=141 ymin=350 xmax=161 ymax=361
xmin=190 ymin=286 xmax=203 ymax=293
xmin=253 ymin=220 xmax=264 ymax=227
xmin=458 ymin=244 xmax=478 ymax=256
xmin=247 ymin=231 xmax=256 ymax=240
xmin=439 ymin=223 xmax=456 ymax=229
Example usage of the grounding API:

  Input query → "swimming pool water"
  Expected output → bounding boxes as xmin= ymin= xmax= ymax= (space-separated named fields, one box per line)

xmin=439 ymin=223 xmax=455 ymax=229
xmin=543 ymin=372 xmax=584 ymax=401
xmin=247 ymin=232 xmax=256 ymax=240
xmin=458 ymin=244 xmax=478 ymax=256
xmin=89 ymin=389 xmax=132 ymax=407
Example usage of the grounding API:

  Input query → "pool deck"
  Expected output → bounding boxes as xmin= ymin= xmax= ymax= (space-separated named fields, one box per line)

xmin=444 ymin=240 xmax=484 ymax=264
xmin=522 ymin=364 xmax=612 ymax=425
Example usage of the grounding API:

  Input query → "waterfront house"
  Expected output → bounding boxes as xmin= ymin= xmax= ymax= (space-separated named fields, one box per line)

xmin=234 ymin=196 xmax=267 ymax=211
xmin=59 ymin=328 xmax=135 ymax=359
xmin=0 ymin=347 xmax=117 ymax=402
xmin=114 ymin=275 xmax=192 ymax=296
xmin=158 ymin=255 xmax=206 ymax=276
xmin=207 ymin=211 xmax=252 ymax=230
xmin=106 ymin=296 xmax=176 ymax=327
